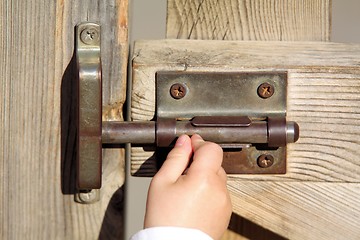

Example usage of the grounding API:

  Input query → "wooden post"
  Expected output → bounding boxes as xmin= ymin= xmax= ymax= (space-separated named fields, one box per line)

xmin=0 ymin=1 xmax=128 ymax=239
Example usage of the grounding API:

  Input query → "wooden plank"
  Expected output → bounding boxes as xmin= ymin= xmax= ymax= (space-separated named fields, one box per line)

xmin=131 ymin=39 xmax=360 ymax=239
xmin=0 ymin=0 xmax=127 ymax=239
xmin=131 ymin=39 xmax=360 ymax=183
xmin=227 ymin=181 xmax=360 ymax=239
xmin=166 ymin=0 xmax=331 ymax=41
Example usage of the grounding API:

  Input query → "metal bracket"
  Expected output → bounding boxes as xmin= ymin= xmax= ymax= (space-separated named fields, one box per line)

xmin=157 ymin=71 xmax=287 ymax=118
xmin=156 ymin=71 xmax=291 ymax=174
xmin=73 ymin=22 xmax=300 ymax=197
xmin=75 ymin=22 xmax=102 ymax=191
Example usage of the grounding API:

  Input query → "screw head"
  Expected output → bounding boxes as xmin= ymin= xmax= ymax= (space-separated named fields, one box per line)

xmin=76 ymin=189 xmax=100 ymax=204
xmin=257 ymin=154 xmax=274 ymax=168
xmin=258 ymin=83 xmax=274 ymax=99
xmin=170 ymin=83 xmax=187 ymax=99
xmin=80 ymin=27 xmax=100 ymax=45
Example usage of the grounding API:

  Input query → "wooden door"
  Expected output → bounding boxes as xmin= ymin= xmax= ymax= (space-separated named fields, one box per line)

xmin=0 ymin=1 xmax=128 ymax=239
xmin=130 ymin=1 xmax=360 ymax=239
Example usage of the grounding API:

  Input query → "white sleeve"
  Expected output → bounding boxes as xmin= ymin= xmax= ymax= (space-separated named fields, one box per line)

xmin=130 ymin=226 xmax=213 ymax=240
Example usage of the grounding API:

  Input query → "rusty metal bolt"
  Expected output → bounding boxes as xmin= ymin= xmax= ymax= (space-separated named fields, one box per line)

xmin=257 ymin=154 xmax=274 ymax=168
xmin=170 ymin=83 xmax=187 ymax=99
xmin=257 ymin=82 xmax=274 ymax=99
xmin=80 ymin=27 xmax=100 ymax=45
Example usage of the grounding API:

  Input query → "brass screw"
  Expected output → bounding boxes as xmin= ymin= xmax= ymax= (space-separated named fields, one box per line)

xmin=170 ymin=83 xmax=187 ymax=99
xmin=258 ymin=83 xmax=274 ymax=99
xmin=257 ymin=154 xmax=274 ymax=168
xmin=80 ymin=27 xmax=100 ymax=45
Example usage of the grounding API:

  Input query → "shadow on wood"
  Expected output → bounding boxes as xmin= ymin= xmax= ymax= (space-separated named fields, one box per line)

xmin=131 ymin=145 xmax=158 ymax=177
xmin=99 ymin=186 xmax=125 ymax=239
xmin=61 ymin=53 xmax=78 ymax=194
xmin=227 ymin=213 xmax=287 ymax=240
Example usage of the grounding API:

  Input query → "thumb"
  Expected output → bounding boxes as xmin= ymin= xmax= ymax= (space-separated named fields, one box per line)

xmin=155 ymin=135 xmax=193 ymax=183
xmin=188 ymin=134 xmax=224 ymax=175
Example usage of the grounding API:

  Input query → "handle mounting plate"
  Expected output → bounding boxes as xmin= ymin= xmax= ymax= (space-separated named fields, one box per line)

xmin=156 ymin=71 xmax=288 ymax=174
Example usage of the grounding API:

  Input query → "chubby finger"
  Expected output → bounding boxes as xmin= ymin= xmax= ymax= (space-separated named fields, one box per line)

xmin=217 ymin=167 xmax=228 ymax=183
xmin=155 ymin=135 xmax=193 ymax=183
xmin=188 ymin=134 xmax=224 ymax=175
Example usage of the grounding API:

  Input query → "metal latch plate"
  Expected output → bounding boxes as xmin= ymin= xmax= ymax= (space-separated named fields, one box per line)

xmin=156 ymin=71 xmax=288 ymax=174
xmin=157 ymin=72 xmax=287 ymax=118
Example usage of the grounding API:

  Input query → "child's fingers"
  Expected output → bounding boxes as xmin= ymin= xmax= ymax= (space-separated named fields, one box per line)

xmin=155 ymin=135 xmax=193 ymax=183
xmin=188 ymin=134 xmax=224 ymax=175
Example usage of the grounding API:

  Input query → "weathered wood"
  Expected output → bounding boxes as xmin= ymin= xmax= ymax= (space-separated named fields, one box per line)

xmin=131 ymin=39 xmax=360 ymax=239
xmin=227 ymin=181 xmax=360 ymax=239
xmin=0 ymin=0 xmax=127 ymax=239
xmin=167 ymin=0 xmax=331 ymax=41
xmin=131 ymin=39 xmax=360 ymax=182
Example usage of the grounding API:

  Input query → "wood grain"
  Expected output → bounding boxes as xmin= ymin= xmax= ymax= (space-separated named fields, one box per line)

xmin=0 ymin=0 xmax=127 ymax=239
xmin=167 ymin=0 xmax=331 ymax=41
xmin=227 ymin=181 xmax=360 ymax=239
xmin=131 ymin=39 xmax=360 ymax=239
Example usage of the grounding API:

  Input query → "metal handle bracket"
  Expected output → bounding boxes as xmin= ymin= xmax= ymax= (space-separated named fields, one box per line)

xmin=76 ymin=22 xmax=102 ymax=190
